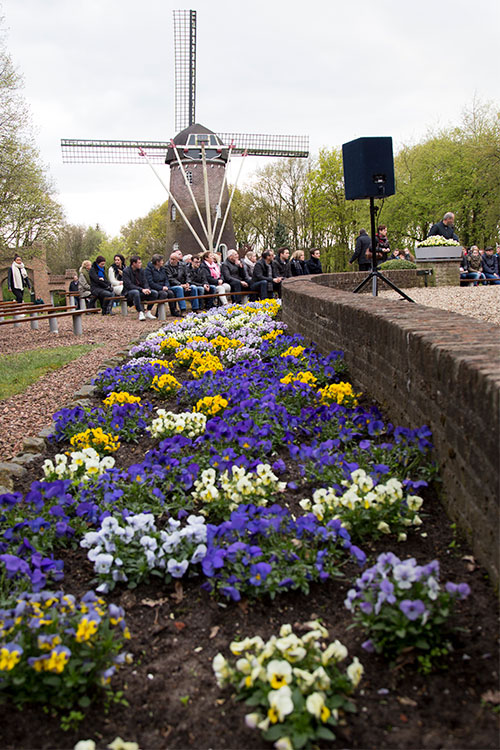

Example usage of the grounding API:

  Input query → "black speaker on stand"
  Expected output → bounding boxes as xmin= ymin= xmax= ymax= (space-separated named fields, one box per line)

xmin=342 ymin=137 xmax=414 ymax=302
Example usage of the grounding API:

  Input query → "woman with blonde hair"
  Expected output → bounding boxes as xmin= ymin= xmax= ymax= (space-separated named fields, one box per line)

xmin=78 ymin=259 xmax=94 ymax=308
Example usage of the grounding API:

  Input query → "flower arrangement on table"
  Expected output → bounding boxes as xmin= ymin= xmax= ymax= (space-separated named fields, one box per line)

xmin=416 ymin=236 xmax=461 ymax=247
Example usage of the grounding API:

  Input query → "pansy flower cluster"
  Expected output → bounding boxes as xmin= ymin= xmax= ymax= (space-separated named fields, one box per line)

xmin=0 ymin=590 xmax=131 ymax=710
xmin=81 ymin=513 xmax=208 ymax=593
xmin=42 ymin=448 xmax=116 ymax=483
xmin=213 ymin=620 xmax=362 ymax=749
xmin=345 ymin=552 xmax=470 ymax=669
xmin=148 ymin=409 xmax=207 ymax=440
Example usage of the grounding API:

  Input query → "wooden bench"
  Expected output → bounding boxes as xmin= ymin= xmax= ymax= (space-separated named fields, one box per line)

xmin=0 ymin=307 xmax=100 ymax=335
xmin=0 ymin=304 xmax=80 ymax=329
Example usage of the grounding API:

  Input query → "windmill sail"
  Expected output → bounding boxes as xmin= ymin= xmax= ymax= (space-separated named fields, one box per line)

xmin=173 ymin=9 xmax=196 ymax=133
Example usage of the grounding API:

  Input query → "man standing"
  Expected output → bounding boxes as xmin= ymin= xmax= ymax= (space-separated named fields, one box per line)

xmin=305 ymin=248 xmax=323 ymax=274
xmin=123 ymin=255 xmax=159 ymax=320
xmin=428 ymin=212 xmax=459 ymax=242
xmin=375 ymin=225 xmax=391 ymax=265
xmin=350 ymin=229 xmax=371 ymax=271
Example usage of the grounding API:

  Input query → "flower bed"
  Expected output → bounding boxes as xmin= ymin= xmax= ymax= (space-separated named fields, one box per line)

xmin=0 ymin=300 xmax=498 ymax=750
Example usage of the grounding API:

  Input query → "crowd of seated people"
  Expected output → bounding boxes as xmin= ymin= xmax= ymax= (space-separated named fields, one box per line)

xmin=460 ymin=245 xmax=500 ymax=286
xmin=72 ymin=246 xmax=325 ymax=319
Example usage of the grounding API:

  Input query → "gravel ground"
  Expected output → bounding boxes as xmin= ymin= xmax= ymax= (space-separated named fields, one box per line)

xmin=378 ymin=285 xmax=500 ymax=326
xmin=0 ymin=287 xmax=498 ymax=460
xmin=0 ymin=309 xmax=164 ymax=459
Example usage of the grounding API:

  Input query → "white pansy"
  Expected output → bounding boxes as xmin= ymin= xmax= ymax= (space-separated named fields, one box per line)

xmin=347 ymin=656 xmax=364 ymax=687
xmin=268 ymin=685 xmax=294 ymax=721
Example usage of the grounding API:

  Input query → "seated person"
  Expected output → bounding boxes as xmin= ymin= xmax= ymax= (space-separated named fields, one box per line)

xmin=89 ymin=256 xmax=114 ymax=315
xmin=481 ymin=246 xmax=500 ymax=284
xmin=108 ymin=254 xmax=126 ymax=295
xmin=164 ymin=250 xmax=200 ymax=312
xmin=145 ymin=254 xmax=181 ymax=317
xmin=201 ymin=251 xmax=231 ymax=305
xmin=188 ymin=255 xmax=216 ymax=309
xmin=251 ymin=249 xmax=281 ymax=299
xmin=271 ymin=247 xmax=290 ymax=297
xmin=460 ymin=248 xmax=483 ymax=286
xmin=221 ymin=249 xmax=250 ymax=303
xmin=289 ymin=249 xmax=305 ymax=276
xmin=122 ymin=255 xmax=159 ymax=320
xmin=78 ymin=260 xmax=94 ymax=308
xmin=304 ymin=248 xmax=323 ymax=274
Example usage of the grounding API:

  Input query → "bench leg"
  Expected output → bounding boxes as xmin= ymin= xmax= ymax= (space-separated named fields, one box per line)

xmin=49 ymin=316 xmax=59 ymax=333
xmin=80 ymin=298 xmax=87 ymax=310
xmin=157 ymin=303 xmax=166 ymax=321
xmin=72 ymin=314 xmax=83 ymax=336
xmin=121 ymin=300 xmax=128 ymax=316
xmin=30 ymin=313 xmax=39 ymax=330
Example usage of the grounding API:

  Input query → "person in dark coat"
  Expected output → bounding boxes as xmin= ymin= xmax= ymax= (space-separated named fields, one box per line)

xmin=68 ymin=274 xmax=79 ymax=293
xmin=271 ymin=247 xmax=290 ymax=297
xmin=89 ymin=256 xmax=114 ymax=315
xmin=375 ymin=225 xmax=391 ymax=265
xmin=8 ymin=254 xmax=32 ymax=303
xmin=481 ymin=247 xmax=500 ymax=284
xmin=145 ymin=254 xmax=181 ymax=317
xmin=122 ymin=255 xmax=159 ymax=320
xmin=427 ymin=212 xmax=459 ymax=242
xmin=251 ymin=250 xmax=280 ymax=299
xmin=350 ymin=229 xmax=371 ymax=271
xmin=221 ymin=249 xmax=250 ymax=303
xmin=164 ymin=250 xmax=201 ymax=312
xmin=187 ymin=255 xmax=216 ymax=309
xmin=304 ymin=248 xmax=323 ymax=274
xmin=289 ymin=249 xmax=305 ymax=276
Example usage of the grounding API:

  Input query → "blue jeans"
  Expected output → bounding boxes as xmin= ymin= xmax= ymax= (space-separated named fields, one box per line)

xmin=460 ymin=272 xmax=482 ymax=286
xmin=171 ymin=285 xmax=201 ymax=310
xmin=484 ymin=273 xmax=500 ymax=285
xmin=250 ymin=279 xmax=271 ymax=299
xmin=170 ymin=285 xmax=187 ymax=311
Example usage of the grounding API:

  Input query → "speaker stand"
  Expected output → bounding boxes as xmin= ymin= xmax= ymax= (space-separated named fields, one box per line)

xmin=352 ymin=197 xmax=415 ymax=303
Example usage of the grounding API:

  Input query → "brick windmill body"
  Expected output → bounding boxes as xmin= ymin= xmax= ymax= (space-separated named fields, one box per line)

xmin=61 ymin=10 xmax=308 ymax=257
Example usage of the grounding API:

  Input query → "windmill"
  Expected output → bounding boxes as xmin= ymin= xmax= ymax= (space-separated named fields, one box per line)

xmin=61 ymin=9 xmax=309 ymax=256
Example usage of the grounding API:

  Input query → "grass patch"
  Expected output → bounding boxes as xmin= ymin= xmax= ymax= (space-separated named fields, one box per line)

xmin=0 ymin=345 xmax=98 ymax=400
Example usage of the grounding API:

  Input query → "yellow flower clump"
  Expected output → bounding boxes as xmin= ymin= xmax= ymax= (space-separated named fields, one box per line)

xmin=151 ymin=373 xmax=182 ymax=395
xmin=102 ymin=391 xmax=141 ymax=407
xmin=318 ymin=382 xmax=360 ymax=407
xmin=280 ymin=345 xmax=306 ymax=359
xmin=194 ymin=395 xmax=229 ymax=416
xmin=70 ymin=428 xmax=120 ymax=453
xmin=186 ymin=335 xmax=209 ymax=345
xmin=209 ymin=336 xmax=244 ymax=351
xmin=188 ymin=352 xmax=224 ymax=379
xmin=280 ymin=371 xmax=318 ymax=387
xmin=160 ymin=337 xmax=182 ymax=354
xmin=261 ymin=329 xmax=285 ymax=342
xmin=174 ymin=348 xmax=196 ymax=367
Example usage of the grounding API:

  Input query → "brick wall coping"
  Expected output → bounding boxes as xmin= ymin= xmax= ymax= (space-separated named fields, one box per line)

xmin=281 ymin=276 xmax=500 ymax=587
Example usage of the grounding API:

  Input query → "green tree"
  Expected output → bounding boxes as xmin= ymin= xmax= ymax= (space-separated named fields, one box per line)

xmin=0 ymin=20 xmax=63 ymax=252
xmin=120 ymin=201 xmax=168 ymax=258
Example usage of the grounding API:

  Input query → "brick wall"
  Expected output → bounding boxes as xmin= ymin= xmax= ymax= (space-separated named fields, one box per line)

xmin=313 ymin=269 xmax=432 ymax=293
xmin=282 ymin=277 xmax=500 ymax=587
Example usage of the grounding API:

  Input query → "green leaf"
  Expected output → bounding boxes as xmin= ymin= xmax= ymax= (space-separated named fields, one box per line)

xmin=78 ymin=695 xmax=91 ymax=708
xmin=317 ymin=726 xmax=336 ymax=740
xmin=263 ymin=724 xmax=287 ymax=741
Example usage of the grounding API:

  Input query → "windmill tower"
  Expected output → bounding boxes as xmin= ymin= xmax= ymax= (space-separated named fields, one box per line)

xmin=61 ymin=9 xmax=309 ymax=257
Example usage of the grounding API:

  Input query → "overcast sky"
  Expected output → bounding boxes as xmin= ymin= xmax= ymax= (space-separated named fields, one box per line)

xmin=2 ymin=0 xmax=498 ymax=236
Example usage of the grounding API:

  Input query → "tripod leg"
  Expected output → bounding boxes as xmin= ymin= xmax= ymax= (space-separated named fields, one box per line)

xmin=352 ymin=273 xmax=375 ymax=293
xmin=376 ymin=272 xmax=415 ymax=302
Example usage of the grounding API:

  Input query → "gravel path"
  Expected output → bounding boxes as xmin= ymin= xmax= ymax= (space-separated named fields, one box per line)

xmin=0 ymin=310 xmax=163 ymax=459
xmin=0 ymin=287 xmax=498 ymax=460
xmin=379 ymin=285 xmax=500 ymax=326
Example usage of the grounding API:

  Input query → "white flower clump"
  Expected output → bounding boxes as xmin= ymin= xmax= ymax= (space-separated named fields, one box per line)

xmin=213 ymin=621 xmax=362 ymax=738
xmin=299 ymin=468 xmax=423 ymax=537
xmin=192 ymin=464 xmax=286 ymax=514
xmin=80 ymin=512 xmax=208 ymax=593
xmin=148 ymin=409 xmax=207 ymax=440
xmin=42 ymin=448 xmax=115 ymax=482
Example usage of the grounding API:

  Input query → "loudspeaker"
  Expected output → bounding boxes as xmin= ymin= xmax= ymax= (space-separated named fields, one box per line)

xmin=342 ymin=137 xmax=395 ymax=200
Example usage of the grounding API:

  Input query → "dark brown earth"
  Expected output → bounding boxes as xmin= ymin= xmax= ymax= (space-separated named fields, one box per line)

xmin=1 ymin=319 xmax=499 ymax=750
